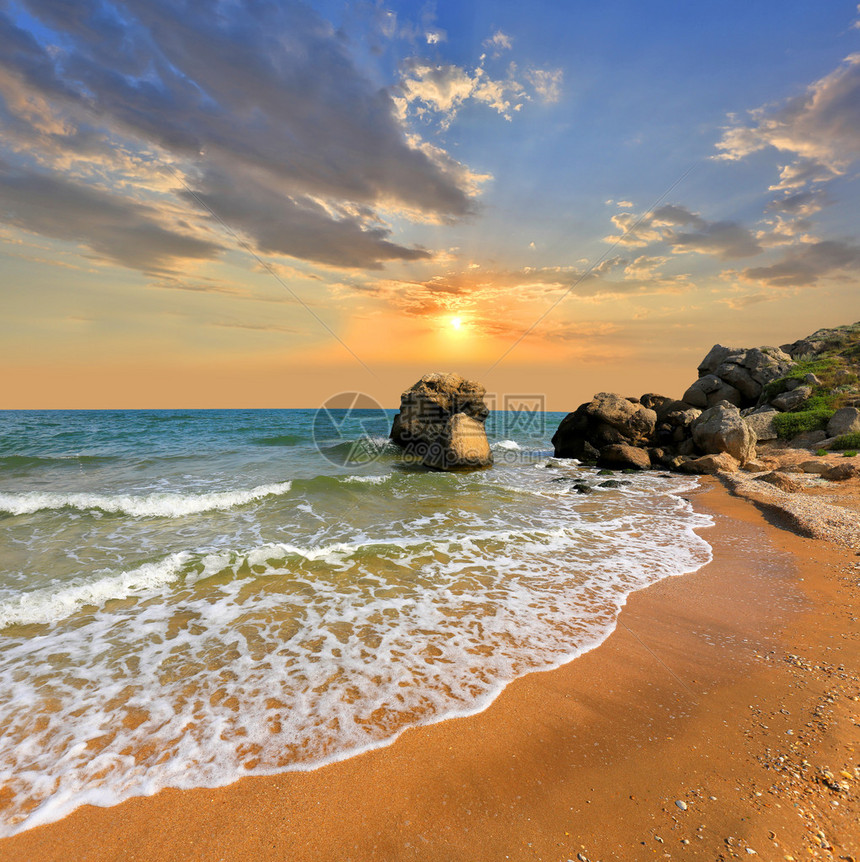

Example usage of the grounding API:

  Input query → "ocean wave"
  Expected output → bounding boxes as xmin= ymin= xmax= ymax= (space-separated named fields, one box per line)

xmin=491 ymin=439 xmax=521 ymax=451
xmin=0 ymin=552 xmax=192 ymax=628
xmin=250 ymin=434 xmax=305 ymax=447
xmin=0 ymin=481 xmax=293 ymax=518
xmin=0 ymin=454 xmax=121 ymax=470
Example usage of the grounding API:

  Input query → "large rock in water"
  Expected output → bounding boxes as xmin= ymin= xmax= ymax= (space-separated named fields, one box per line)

xmin=691 ymin=401 xmax=757 ymax=464
xmin=390 ymin=373 xmax=492 ymax=470
xmin=552 ymin=392 xmax=656 ymax=460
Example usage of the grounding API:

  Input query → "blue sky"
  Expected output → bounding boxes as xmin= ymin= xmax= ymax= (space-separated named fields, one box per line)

xmin=1 ymin=0 xmax=859 ymax=407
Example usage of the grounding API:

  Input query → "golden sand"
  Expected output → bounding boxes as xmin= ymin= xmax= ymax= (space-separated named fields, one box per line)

xmin=1 ymin=480 xmax=858 ymax=861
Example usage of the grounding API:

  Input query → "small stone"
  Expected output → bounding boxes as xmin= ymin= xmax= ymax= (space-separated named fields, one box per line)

xmin=745 ymin=849 xmax=756 ymax=856
xmin=655 ymin=836 xmax=664 ymax=843
xmin=675 ymin=800 xmax=688 ymax=810
xmin=709 ymin=796 xmax=717 ymax=800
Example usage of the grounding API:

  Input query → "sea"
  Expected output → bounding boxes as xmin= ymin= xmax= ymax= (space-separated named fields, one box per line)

xmin=0 ymin=408 xmax=713 ymax=835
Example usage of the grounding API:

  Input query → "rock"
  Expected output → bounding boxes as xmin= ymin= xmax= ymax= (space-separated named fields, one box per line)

xmin=804 ymin=373 xmax=822 ymax=386
xmin=739 ymin=346 xmax=794 ymax=386
xmin=780 ymin=338 xmax=827 ymax=358
xmin=755 ymin=471 xmax=804 ymax=493
xmin=677 ymin=438 xmax=697 ymax=456
xmin=675 ymin=800 xmax=688 ymax=811
xmin=822 ymin=463 xmax=860 ymax=482
xmin=552 ymin=393 xmax=656 ymax=459
xmin=716 ymin=360 xmax=761 ymax=401
xmin=827 ymin=407 xmax=860 ymax=438
xmin=598 ymin=479 xmax=627 ymax=488
xmin=742 ymin=459 xmax=769 ymax=472
xmin=683 ymin=375 xmax=742 ymax=409
xmin=597 ymin=443 xmax=651 ymax=470
xmin=640 ymin=393 xmax=673 ymax=412
xmin=691 ymin=401 xmax=756 ymax=463
xmin=390 ymin=373 xmax=492 ymax=470
xmin=585 ymin=392 xmax=656 ymax=441
xmin=790 ymin=429 xmax=827 ymax=449
xmin=743 ymin=407 xmax=779 ymax=442
xmin=697 ymin=344 xmax=734 ymax=377
xmin=771 ymin=385 xmax=812 ymax=412
xmin=678 ymin=452 xmax=740 ymax=474
xmin=799 ymin=460 xmax=830 ymax=474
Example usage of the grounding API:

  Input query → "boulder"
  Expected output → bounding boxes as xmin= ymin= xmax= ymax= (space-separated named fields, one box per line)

xmin=597 ymin=443 xmax=651 ymax=471
xmin=716 ymin=361 xmax=761 ymax=401
xmin=640 ymin=393 xmax=674 ymax=412
xmin=738 ymin=347 xmax=794 ymax=387
xmin=799 ymin=460 xmax=830 ymax=474
xmin=755 ymin=471 xmax=804 ymax=493
xmin=827 ymin=407 xmax=860 ymax=438
xmin=552 ymin=392 xmax=656 ymax=459
xmin=780 ymin=339 xmax=827 ymax=359
xmin=678 ymin=452 xmax=740 ymax=475
xmin=697 ymin=344 xmax=735 ymax=377
xmin=691 ymin=401 xmax=756 ymax=463
xmin=821 ymin=463 xmax=859 ymax=482
xmin=771 ymin=385 xmax=812 ymax=412
xmin=683 ymin=375 xmax=742 ymax=409
xmin=789 ymin=429 xmax=827 ymax=449
xmin=585 ymin=392 xmax=657 ymax=441
xmin=742 ymin=459 xmax=769 ymax=473
xmin=742 ymin=407 xmax=779 ymax=442
xmin=390 ymin=373 xmax=492 ymax=470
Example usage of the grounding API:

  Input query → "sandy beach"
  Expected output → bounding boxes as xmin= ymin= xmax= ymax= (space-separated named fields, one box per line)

xmin=0 ymin=476 xmax=857 ymax=862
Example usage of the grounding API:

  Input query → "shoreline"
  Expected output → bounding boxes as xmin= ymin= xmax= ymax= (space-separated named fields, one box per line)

xmin=2 ymin=480 xmax=858 ymax=861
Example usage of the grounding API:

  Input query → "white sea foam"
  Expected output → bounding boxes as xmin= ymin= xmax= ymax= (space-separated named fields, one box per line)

xmin=0 ymin=470 xmax=713 ymax=838
xmin=492 ymin=439 xmax=521 ymax=451
xmin=0 ymin=481 xmax=293 ymax=518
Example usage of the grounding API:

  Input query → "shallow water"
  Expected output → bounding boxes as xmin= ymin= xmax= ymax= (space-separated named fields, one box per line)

xmin=0 ymin=409 xmax=712 ymax=834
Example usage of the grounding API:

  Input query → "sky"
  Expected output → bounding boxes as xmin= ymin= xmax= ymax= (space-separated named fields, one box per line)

xmin=1 ymin=0 xmax=859 ymax=409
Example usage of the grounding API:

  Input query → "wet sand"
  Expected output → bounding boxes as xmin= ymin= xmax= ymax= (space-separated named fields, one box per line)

xmin=2 ymin=480 xmax=858 ymax=861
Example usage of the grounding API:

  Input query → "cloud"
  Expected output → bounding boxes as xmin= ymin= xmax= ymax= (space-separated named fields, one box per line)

xmin=738 ymin=239 xmax=860 ymax=287
xmin=716 ymin=53 xmax=860 ymax=185
xmin=525 ymin=68 xmax=563 ymax=104
xmin=720 ymin=292 xmax=776 ymax=310
xmin=396 ymin=37 xmax=562 ymax=124
xmin=484 ymin=31 xmax=513 ymax=52
xmin=0 ymin=161 xmax=221 ymax=271
xmin=603 ymin=203 xmax=762 ymax=259
xmin=666 ymin=220 xmax=762 ymax=259
xmin=766 ymin=189 xmax=828 ymax=217
xmin=182 ymin=165 xmax=432 ymax=269
xmin=0 ymin=0 xmax=486 ymax=271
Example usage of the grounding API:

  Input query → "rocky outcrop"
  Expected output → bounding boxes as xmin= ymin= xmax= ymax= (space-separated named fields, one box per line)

xmin=827 ymin=407 xmax=860 ymax=438
xmin=390 ymin=373 xmax=492 ymax=470
xmin=551 ymin=322 xmax=860 ymax=473
xmin=691 ymin=402 xmax=756 ymax=464
xmin=694 ymin=345 xmax=794 ymax=406
xmin=551 ymin=392 xmax=656 ymax=461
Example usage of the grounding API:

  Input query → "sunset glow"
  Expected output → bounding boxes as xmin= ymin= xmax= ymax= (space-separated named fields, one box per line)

xmin=0 ymin=2 xmax=858 ymax=408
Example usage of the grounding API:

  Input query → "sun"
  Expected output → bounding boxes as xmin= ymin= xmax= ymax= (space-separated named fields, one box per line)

xmin=451 ymin=316 xmax=462 ymax=330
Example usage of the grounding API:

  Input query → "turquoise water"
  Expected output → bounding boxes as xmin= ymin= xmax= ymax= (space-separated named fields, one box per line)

xmin=0 ymin=409 xmax=712 ymax=834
